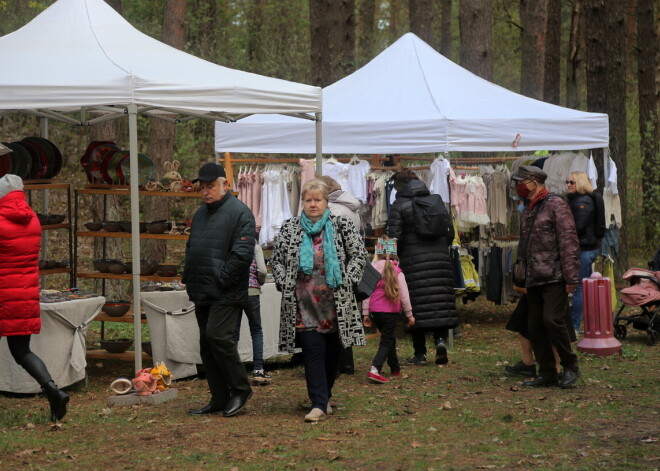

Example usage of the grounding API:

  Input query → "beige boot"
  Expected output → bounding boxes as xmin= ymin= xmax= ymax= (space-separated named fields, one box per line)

xmin=304 ymin=407 xmax=326 ymax=423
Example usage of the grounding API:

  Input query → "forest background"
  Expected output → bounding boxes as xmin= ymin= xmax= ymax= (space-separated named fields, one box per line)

xmin=0 ymin=0 xmax=658 ymax=277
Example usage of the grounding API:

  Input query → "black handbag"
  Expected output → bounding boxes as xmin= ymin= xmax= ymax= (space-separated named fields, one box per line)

xmin=355 ymin=262 xmax=382 ymax=302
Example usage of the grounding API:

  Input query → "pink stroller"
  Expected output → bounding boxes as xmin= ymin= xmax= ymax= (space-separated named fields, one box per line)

xmin=613 ymin=266 xmax=660 ymax=346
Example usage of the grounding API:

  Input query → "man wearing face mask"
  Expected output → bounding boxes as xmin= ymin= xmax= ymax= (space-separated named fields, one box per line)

xmin=511 ymin=166 xmax=580 ymax=389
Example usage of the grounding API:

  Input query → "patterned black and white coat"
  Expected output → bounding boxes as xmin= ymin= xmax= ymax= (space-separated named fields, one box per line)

xmin=271 ymin=214 xmax=367 ymax=353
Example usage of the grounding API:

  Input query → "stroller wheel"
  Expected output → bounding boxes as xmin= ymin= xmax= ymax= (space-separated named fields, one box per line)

xmin=614 ymin=324 xmax=627 ymax=340
xmin=647 ymin=330 xmax=658 ymax=346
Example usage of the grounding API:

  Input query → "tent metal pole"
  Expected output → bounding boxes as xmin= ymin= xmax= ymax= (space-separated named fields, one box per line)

xmin=127 ymin=104 xmax=143 ymax=372
xmin=39 ymin=117 xmax=49 ymax=288
xmin=315 ymin=112 xmax=322 ymax=176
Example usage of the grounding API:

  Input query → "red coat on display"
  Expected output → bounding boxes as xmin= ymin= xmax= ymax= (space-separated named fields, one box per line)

xmin=0 ymin=188 xmax=42 ymax=336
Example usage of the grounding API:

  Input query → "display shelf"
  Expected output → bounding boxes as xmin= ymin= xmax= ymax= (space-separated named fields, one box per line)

xmin=78 ymin=185 xmax=201 ymax=198
xmin=75 ymin=230 xmax=188 ymax=240
xmin=39 ymin=267 xmax=72 ymax=275
xmin=76 ymin=271 xmax=180 ymax=282
xmin=85 ymin=350 xmax=151 ymax=361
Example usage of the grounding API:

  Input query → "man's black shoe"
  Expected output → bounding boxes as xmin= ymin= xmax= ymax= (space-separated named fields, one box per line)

xmin=505 ymin=361 xmax=537 ymax=378
xmin=558 ymin=369 xmax=580 ymax=389
xmin=187 ymin=403 xmax=224 ymax=415
xmin=435 ymin=340 xmax=448 ymax=365
xmin=522 ymin=376 xmax=558 ymax=388
xmin=406 ymin=354 xmax=428 ymax=366
xmin=223 ymin=390 xmax=253 ymax=417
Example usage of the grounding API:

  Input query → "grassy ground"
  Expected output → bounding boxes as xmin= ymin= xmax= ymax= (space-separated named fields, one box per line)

xmin=0 ymin=298 xmax=658 ymax=470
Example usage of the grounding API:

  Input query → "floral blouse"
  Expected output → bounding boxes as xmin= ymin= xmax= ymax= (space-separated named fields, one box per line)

xmin=295 ymin=233 xmax=337 ymax=333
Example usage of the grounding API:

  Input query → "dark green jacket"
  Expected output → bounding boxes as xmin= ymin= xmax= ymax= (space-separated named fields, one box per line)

xmin=182 ymin=192 xmax=255 ymax=305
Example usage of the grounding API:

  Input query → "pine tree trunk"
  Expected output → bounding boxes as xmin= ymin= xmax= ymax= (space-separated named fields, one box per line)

xmin=310 ymin=0 xmax=355 ymax=86
xmin=247 ymin=0 xmax=265 ymax=68
xmin=357 ymin=0 xmax=376 ymax=66
xmin=585 ymin=0 xmax=628 ymax=276
xmin=459 ymin=0 xmax=493 ymax=81
xmin=144 ymin=0 xmax=186 ymax=265
xmin=409 ymin=0 xmax=434 ymax=45
xmin=519 ymin=0 xmax=548 ymax=100
xmin=565 ymin=0 xmax=584 ymax=109
xmin=440 ymin=0 xmax=453 ymax=59
xmin=637 ymin=0 xmax=660 ymax=244
xmin=543 ymin=0 xmax=560 ymax=104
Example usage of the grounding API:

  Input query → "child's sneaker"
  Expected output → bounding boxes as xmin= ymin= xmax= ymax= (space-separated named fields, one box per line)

xmin=252 ymin=370 xmax=272 ymax=385
xmin=368 ymin=371 xmax=389 ymax=383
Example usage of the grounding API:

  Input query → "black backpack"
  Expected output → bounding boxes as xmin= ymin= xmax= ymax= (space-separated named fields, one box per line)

xmin=590 ymin=191 xmax=606 ymax=239
xmin=411 ymin=195 xmax=450 ymax=240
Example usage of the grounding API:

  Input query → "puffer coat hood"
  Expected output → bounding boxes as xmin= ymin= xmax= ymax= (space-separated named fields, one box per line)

xmin=0 ymin=188 xmax=42 ymax=336
xmin=328 ymin=190 xmax=361 ymax=229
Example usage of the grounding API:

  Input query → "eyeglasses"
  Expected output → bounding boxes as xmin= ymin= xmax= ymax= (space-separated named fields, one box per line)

xmin=565 ymin=180 xmax=576 ymax=185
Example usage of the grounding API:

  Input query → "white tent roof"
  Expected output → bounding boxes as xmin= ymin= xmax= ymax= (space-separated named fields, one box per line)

xmin=0 ymin=0 xmax=321 ymax=118
xmin=215 ymin=32 xmax=608 ymax=154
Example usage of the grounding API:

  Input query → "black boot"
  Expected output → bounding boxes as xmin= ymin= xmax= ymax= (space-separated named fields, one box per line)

xmin=43 ymin=380 xmax=69 ymax=422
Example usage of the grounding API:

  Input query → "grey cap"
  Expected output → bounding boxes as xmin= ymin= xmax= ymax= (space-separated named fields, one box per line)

xmin=0 ymin=174 xmax=24 ymax=199
xmin=192 ymin=163 xmax=226 ymax=183
xmin=511 ymin=165 xmax=547 ymax=183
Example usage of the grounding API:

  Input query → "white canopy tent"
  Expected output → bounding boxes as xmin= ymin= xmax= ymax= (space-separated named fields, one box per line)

xmin=0 ymin=0 xmax=322 ymax=370
xmin=215 ymin=32 xmax=608 ymax=154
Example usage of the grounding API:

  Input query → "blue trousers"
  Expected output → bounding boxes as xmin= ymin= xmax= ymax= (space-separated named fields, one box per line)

xmin=571 ymin=249 xmax=598 ymax=330
xmin=298 ymin=330 xmax=340 ymax=413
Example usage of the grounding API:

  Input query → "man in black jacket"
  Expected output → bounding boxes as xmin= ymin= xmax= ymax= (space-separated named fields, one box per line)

xmin=183 ymin=163 xmax=255 ymax=417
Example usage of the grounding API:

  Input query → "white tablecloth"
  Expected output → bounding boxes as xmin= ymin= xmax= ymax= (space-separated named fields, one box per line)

xmin=140 ymin=284 xmax=282 ymax=378
xmin=0 ymin=296 xmax=105 ymax=393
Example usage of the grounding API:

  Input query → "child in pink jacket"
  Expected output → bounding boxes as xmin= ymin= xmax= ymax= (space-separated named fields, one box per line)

xmin=362 ymin=237 xmax=415 ymax=383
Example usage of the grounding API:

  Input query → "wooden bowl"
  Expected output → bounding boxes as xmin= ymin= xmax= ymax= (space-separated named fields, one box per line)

xmin=107 ymin=261 xmax=127 ymax=274
xmin=102 ymin=302 xmax=131 ymax=317
xmin=156 ymin=264 xmax=179 ymax=277
xmin=119 ymin=221 xmax=147 ymax=233
xmin=145 ymin=221 xmax=168 ymax=234
xmin=93 ymin=259 xmax=119 ymax=273
xmin=84 ymin=222 xmax=102 ymax=231
xmin=47 ymin=214 xmax=66 ymax=225
xmin=102 ymin=221 xmax=121 ymax=232
xmin=54 ymin=259 xmax=69 ymax=268
xmin=100 ymin=338 xmax=132 ymax=354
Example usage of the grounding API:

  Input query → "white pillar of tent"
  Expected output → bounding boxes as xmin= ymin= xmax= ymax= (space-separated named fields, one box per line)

xmin=127 ymin=104 xmax=143 ymax=371
xmin=39 ymin=117 xmax=49 ymax=287
xmin=315 ymin=112 xmax=322 ymax=176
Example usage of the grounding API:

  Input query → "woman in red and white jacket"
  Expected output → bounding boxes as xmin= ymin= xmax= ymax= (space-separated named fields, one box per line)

xmin=0 ymin=174 xmax=69 ymax=421
xmin=362 ymin=237 xmax=415 ymax=384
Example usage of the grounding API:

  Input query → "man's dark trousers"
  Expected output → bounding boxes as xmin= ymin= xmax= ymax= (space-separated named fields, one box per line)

xmin=527 ymin=282 xmax=579 ymax=378
xmin=195 ymin=303 xmax=251 ymax=407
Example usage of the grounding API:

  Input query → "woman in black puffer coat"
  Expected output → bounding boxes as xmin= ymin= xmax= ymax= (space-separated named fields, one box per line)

xmin=387 ymin=170 xmax=457 ymax=366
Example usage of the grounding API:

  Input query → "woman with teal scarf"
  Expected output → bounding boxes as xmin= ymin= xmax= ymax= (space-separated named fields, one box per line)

xmin=272 ymin=179 xmax=367 ymax=423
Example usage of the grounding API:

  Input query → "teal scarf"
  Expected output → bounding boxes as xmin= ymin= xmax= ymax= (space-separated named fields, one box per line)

xmin=299 ymin=209 xmax=342 ymax=288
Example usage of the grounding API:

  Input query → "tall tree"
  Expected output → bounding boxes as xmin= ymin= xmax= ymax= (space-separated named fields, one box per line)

xmin=409 ymin=0 xmax=434 ymax=45
xmin=459 ymin=0 xmax=493 ymax=81
xmin=585 ymin=0 xmax=627 ymax=274
xmin=247 ymin=0 xmax=266 ymax=70
xmin=357 ymin=0 xmax=376 ymax=66
xmin=105 ymin=0 xmax=122 ymax=14
xmin=519 ymin=0 xmax=548 ymax=99
xmin=144 ymin=0 xmax=186 ymax=263
xmin=543 ymin=0 xmax=560 ymax=104
xmin=440 ymin=0 xmax=453 ymax=59
xmin=309 ymin=0 xmax=355 ymax=86
xmin=565 ymin=0 xmax=584 ymax=109
xmin=637 ymin=0 xmax=660 ymax=243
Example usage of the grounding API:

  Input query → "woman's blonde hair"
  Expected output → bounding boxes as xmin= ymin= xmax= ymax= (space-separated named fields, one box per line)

xmin=301 ymin=178 xmax=330 ymax=201
xmin=569 ymin=171 xmax=594 ymax=194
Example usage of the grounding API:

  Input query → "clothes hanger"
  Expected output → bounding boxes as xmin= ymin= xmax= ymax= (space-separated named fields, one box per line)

xmin=325 ymin=155 xmax=339 ymax=165
xmin=349 ymin=154 xmax=361 ymax=165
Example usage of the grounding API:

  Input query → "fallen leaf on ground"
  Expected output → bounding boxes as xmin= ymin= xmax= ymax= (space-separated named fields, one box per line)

xmin=411 ymin=441 xmax=421 ymax=448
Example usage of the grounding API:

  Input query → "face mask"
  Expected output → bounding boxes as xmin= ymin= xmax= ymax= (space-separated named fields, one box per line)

xmin=516 ymin=183 xmax=531 ymax=199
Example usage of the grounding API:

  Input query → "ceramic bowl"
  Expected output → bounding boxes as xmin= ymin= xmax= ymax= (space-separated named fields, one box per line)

xmin=84 ymin=222 xmax=102 ymax=231
xmin=125 ymin=260 xmax=156 ymax=275
xmin=47 ymin=214 xmax=66 ymax=225
xmin=102 ymin=301 xmax=131 ymax=317
xmin=100 ymin=338 xmax=132 ymax=354
xmin=145 ymin=221 xmax=168 ymax=234
xmin=93 ymin=258 xmax=120 ymax=273
xmin=107 ymin=261 xmax=127 ymax=274
xmin=156 ymin=264 xmax=179 ymax=277
xmin=102 ymin=221 xmax=121 ymax=232
xmin=119 ymin=221 xmax=147 ymax=233
xmin=54 ymin=259 xmax=69 ymax=268
xmin=37 ymin=213 xmax=49 ymax=225
xmin=142 ymin=341 xmax=153 ymax=357
xmin=44 ymin=260 xmax=57 ymax=269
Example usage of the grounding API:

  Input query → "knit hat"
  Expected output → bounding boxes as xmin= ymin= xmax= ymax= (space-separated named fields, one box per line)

xmin=0 ymin=174 xmax=24 ymax=199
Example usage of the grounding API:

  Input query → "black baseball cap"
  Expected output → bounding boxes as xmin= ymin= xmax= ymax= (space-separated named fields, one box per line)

xmin=511 ymin=165 xmax=547 ymax=183
xmin=193 ymin=163 xmax=226 ymax=183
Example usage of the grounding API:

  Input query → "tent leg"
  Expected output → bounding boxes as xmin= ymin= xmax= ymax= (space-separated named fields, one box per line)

xmin=128 ymin=104 xmax=143 ymax=372
xmin=315 ymin=112 xmax=322 ymax=176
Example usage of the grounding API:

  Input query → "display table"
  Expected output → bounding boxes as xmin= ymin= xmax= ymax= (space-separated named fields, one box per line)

xmin=140 ymin=284 xmax=282 ymax=379
xmin=0 ymin=296 xmax=105 ymax=393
